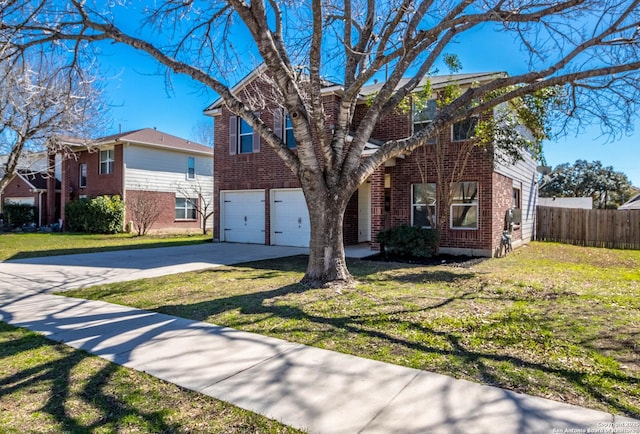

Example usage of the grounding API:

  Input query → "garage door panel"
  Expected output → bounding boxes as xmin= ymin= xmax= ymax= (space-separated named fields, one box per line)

xmin=221 ymin=191 xmax=265 ymax=244
xmin=271 ymin=189 xmax=310 ymax=248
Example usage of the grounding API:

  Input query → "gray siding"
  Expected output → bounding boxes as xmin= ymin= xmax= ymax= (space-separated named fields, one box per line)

xmin=495 ymin=150 xmax=538 ymax=242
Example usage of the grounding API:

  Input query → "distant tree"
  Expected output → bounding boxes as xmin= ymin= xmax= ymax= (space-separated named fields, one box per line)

xmin=191 ymin=119 xmax=213 ymax=148
xmin=4 ymin=1 xmax=640 ymax=287
xmin=0 ymin=55 xmax=106 ymax=194
xmin=127 ymin=190 xmax=163 ymax=236
xmin=540 ymin=160 xmax=633 ymax=209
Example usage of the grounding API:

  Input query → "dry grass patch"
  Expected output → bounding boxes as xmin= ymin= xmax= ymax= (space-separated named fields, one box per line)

xmin=63 ymin=242 xmax=640 ymax=418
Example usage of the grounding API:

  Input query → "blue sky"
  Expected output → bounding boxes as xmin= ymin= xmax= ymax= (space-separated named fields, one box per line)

xmin=96 ymin=15 xmax=640 ymax=187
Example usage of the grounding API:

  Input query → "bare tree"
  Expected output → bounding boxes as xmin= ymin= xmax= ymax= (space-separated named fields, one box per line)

xmin=176 ymin=179 xmax=214 ymax=235
xmin=0 ymin=54 xmax=106 ymax=194
xmin=191 ymin=119 xmax=214 ymax=148
xmin=4 ymin=1 xmax=639 ymax=287
xmin=127 ymin=190 xmax=163 ymax=236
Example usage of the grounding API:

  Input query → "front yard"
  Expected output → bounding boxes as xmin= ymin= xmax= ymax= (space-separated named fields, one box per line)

xmin=0 ymin=232 xmax=211 ymax=261
xmin=60 ymin=242 xmax=640 ymax=418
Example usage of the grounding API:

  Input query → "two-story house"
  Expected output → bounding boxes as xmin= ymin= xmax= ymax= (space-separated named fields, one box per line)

xmin=205 ymin=71 xmax=538 ymax=256
xmin=56 ymin=128 xmax=214 ymax=233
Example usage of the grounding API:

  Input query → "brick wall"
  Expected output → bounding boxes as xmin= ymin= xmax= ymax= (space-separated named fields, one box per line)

xmin=63 ymin=145 xmax=124 ymax=201
xmin=386 ymin=141 xmax=497 ymax=254
xmin=125 ymin=190 xmax=201 ymax=234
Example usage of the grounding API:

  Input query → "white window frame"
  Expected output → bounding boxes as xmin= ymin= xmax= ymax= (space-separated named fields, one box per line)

xmin=238 ymin=118 xmax=254 ymax=154
xmin=99 ymin=148 xmax=114 ymax=175
xmin=79 ymin=163 xmax=87 ymax=188
xmin=175 ymin=197 xmax=197 ymax=220
xmin=187 ymin=156 xmax=196 ymax=180
xmin=450 ymin=181 xmax=479 ymax=230
xmin=411 ymin=183 xmax=436 ymax=228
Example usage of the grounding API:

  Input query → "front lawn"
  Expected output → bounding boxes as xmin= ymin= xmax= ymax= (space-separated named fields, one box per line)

xmin=0 ymin=323 xmax=301 ymax=433
xmin=62 ymin=242 xmax=640 ymax=418
xmin=0 ymin=232 xmax=211 ymax=261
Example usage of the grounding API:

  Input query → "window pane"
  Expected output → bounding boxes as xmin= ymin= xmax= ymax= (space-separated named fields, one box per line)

xmin=413 ymin=99 xmax=437 ymax=123
xmin=413 ymin=205 xmax=436 ymax=228
xmin=452 ymin=117 xmax=477 ymax=141
xmin=413 ymin=183 xmax=436 ymax=205
xmin=413 ymin=100 xmax=437 ymax=143
xmin=239 ymin=118 xmax=252 ymax=134
xmin=79 ymin=164 xmax=87 ymax=187
xmin=451 ymin=205 xmax=477 ymax=229
xmin=286 ymin=129 xmax=296 ymax=148
xmin=187 ymin=157 xmax=195 ymax=179
xmin=451 ymin=182 xmax=478 ymax=203
xmin=240 ymin=135 xmax=253 ymax=153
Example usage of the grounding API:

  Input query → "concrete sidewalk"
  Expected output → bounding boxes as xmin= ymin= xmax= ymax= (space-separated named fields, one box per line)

xmin=1 ymin=244 xmax=638 ymax=433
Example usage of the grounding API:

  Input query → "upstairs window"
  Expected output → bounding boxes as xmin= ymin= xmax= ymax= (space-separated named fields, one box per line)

xmin=273 ymin=108 xmax=296 ymax=149
xmin=99 ymin=149 xmax=114 ymax=174
xmin=79 ymin=163 xmax=87 ymax=188
xmin=412 ymin=99 xmax=437 ymax=143
xmin=452 ymin=117 xmax=478 ymax=142
xmin=187 ymin=156 xmax=195 ymax=179
xmin=412 ymin=183 xmax=436 ymax=228
xmin=450 ymin=181 xmax=478 ymax=229
xmin=284 ymin=114 xmax=296 ymax=149
xmin=229 ymin=115 xmax=260 ymax=155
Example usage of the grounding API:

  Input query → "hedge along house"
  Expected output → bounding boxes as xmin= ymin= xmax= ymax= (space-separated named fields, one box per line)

xmin=205 ymin=69 xmax=538 ymax=256
xmin=1 ymin=170 xmax=62 ymax=227
xmin=56 ymin=128 xmax=214 ymax=233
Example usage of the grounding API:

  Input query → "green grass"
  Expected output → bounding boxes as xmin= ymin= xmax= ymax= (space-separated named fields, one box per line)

xmin=62 ymin=242 xmax=640 ymax=418
xmin=0 ymin=322 xmax=301 ymax=433
xmin=0 ymin=232 xmax=211 ymax=261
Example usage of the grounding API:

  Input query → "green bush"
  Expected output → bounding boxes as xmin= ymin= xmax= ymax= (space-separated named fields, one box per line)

xmin=376 ymin=225 xmax=440 ymax=258
xmin=3 ymin=202 xmax=36 ymax=228
xmin=64 ymin=198 xmax=90 ymax=232
xmin=64 ymin=195 xmax=124 ymax=234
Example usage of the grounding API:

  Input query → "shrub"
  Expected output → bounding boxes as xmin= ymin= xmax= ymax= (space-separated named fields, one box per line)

xmin=64 ymin=195 xmax=124 ymax=234
xmin=3 ymin=202 xmax=36 ymax=228
xmin=376 ymin=225 xmax=440 ymax=258
xmin=64 ymin=198 xmax=90 ymax=232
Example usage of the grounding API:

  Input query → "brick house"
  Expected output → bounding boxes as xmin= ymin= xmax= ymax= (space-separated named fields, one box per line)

xmin=1 ymin=170 xmax=62 ymax=227
xmin=205 ymin=71 xmax=538 ymax=256
xmin=55 ymin=128 xmax=214 ymax=233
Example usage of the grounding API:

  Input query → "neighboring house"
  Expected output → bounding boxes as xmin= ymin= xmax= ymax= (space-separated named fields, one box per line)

xmin=1 ymin=170 xmax=61 ymax=226
xmin=205 ymin=71 xmax=539 ymax=257
xmin=56 ymin=128 xmax=214 ymax=233
xmin=618 ymin=193 xmax=640 ymax=210
xmin=538 ymin=197 xmax=593 ymax=209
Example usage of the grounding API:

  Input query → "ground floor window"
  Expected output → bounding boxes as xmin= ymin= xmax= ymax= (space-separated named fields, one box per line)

xmin=412 ymin=183 xmax=436 ymax=228
xmin=450 ymin=181 xmax=478 ymax=229
xmin=175 ymin=197 xmax=197 ymax=220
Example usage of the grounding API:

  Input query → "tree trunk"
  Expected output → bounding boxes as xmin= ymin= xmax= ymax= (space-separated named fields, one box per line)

xmin=301 ymin=190 xmax=354 ymax=288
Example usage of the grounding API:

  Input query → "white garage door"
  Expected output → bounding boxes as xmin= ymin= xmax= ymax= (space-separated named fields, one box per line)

xmin=271 ymin=189 xmax=310 ymax=247
xmin=221 ymin=190 xmax=265 ymax=244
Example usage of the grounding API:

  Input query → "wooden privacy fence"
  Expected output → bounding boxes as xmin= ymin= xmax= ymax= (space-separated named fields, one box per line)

xmin=536 ymin=206 xmax=640 ymax=249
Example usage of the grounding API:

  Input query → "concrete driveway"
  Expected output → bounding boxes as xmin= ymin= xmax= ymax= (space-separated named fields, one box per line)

xmin=0 ymin=242 xmax=308 ymax=294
